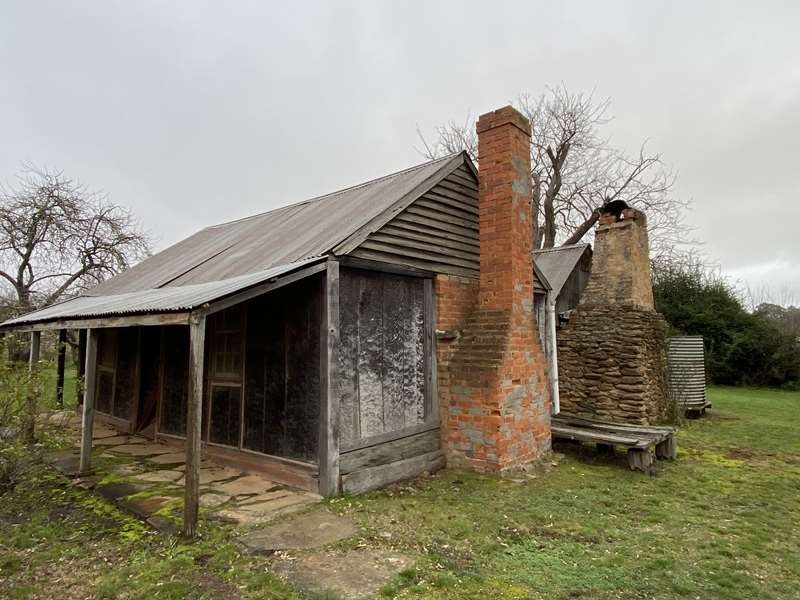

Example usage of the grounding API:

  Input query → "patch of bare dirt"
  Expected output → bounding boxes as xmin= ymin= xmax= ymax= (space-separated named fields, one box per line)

xmin=725 ymin=447 xmax=757 ymax=460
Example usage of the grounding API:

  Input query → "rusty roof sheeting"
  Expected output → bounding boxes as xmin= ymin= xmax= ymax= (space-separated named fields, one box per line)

xmin=1 ymin=257 xmax=324 ymax=327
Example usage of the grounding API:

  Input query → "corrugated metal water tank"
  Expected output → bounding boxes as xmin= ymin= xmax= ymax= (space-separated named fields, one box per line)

xmin=667 ymin=336 xmax=709 ymax=412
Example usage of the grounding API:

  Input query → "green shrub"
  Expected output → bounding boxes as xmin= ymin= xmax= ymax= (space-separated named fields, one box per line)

xmin=653 ymin=261 xmax=800 ymax=387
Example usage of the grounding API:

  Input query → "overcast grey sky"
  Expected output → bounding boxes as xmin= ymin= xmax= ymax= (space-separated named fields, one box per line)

xmin=2 ymin=1 xmax=798 ymax=303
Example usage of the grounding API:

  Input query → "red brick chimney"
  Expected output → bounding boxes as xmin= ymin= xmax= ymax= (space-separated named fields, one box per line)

xmin=440 ymin=106 xmax=551 ymax=471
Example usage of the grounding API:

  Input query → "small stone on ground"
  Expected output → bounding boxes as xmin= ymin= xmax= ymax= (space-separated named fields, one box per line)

xmin=214 ymin=475 xmax=280 ymax=496
xmin=111 ymin=463 xmax=146 ymax=476
xmin=96 ymin=481 xmax=151 ymax=502
xmin=239 ymin=509 xmax=358 ymax=552
xmin=214 ymin=492 xmax=318 ymax=525
xmin=47 ymin=450 xmax=82 ymax=477
xmin=91 ymin=424 xmax=118 ymax=439
xmin=177 ymin=465 xmax=244 ymax=485
xmin=238 ymin=489 xmax=293 ymax=506
xmin=148 ymin=451 xmax=186 ymax=465
xmin=276 ymin=549 xmax=413 ymax=600
xmin=199 ymin=492 xmax=232 ymax=508
xmin=136 ymin=470 xmax=182 ymax=483
xmin=123 ymin=495 xmax=174 ymax=519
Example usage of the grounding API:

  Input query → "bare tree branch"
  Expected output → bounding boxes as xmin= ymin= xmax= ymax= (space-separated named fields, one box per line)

xmin=419 ymin=85 xmax=693 ymax=259
xmin=0 ymin=164 xmax=151 ymax=316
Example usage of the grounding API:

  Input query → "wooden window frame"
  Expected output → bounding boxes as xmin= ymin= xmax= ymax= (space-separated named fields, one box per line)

xmin=206 ymin=306 xmax=247 ymax=449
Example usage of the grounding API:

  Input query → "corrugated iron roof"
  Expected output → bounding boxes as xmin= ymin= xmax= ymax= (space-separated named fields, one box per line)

xmin=89 ymin=153 xmax=466 ymax=294
xmin=1 ymin=258 xmax=325 ymax=327
xmin=533 ymin=243 xmax=591 ymax=296
xmin=1 ymin=153 xmax=469 ymax=329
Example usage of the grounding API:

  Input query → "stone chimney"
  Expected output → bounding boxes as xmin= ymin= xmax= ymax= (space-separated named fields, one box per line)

xmin=556 ymin=202 xmax=671 ymax=425
xmin=581 ymin=204 xmax=655 ymax=309
xmin=441 ymin=106 xmax=551 ymax=471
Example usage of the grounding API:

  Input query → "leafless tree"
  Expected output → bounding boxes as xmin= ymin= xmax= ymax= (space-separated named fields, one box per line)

xmin=418 ymin=86 xmax=691 ymax=256
xmin=0 ymin=164 xmax=150 ymax=317
xmin=744 ymin=282 xmax=798 ymax=313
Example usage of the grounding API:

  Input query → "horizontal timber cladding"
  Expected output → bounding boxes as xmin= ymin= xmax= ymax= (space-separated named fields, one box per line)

xmin=244 ymin=275 xmax=322 ymax=462
xmin=338 ymin=267 xmax=431 ymax=447
xmin=349 ymin=165 xmax=479 ymax=278
xmin=339 ymin=427 xmax=440 ymax=474
xmin=341 ymin=449 xmax=446 ymax=495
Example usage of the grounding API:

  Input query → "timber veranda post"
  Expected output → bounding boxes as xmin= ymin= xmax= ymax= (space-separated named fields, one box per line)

xmin=184 ymin=312 xmax=206 ymax=538
xmin=27 ymin=331 xmax=41 ymax=442
xmin=79 ymin=329 xmax=98 ymax=474
xmin=56 ymin=329 xmax=67 ymax=408
xmin=318 ymin=259 xmax=341 ymax=497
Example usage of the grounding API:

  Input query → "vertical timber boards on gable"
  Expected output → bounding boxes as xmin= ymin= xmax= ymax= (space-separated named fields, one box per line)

xmin=338 ymin=267 xmax=430 ymax=449
xmin=348 ymin=165 xmax=480 ymax=278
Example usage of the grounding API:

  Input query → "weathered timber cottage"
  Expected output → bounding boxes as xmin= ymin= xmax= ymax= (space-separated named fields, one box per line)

xmin=2 ymin=105 xmax=553 ymax=535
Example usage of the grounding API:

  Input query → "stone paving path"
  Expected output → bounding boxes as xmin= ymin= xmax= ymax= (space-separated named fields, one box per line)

xmin=44 ymin=411 xmax=320 ymax=531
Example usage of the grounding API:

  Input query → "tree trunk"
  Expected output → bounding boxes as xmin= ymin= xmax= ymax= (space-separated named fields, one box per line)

xmin=563 ymin=208 xmax=602 ymax=246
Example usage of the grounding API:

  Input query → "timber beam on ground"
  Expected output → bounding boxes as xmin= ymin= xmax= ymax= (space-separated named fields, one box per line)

xmin=551 ymin=414 xmax=678 ymax=475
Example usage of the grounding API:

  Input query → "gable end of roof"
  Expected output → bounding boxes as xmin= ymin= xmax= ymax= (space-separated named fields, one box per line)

xmin=333 ymin=152 xmax=474 ymax=257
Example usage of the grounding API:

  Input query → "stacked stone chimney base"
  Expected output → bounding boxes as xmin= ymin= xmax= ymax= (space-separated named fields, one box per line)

xmin=557 ymin=304 xmax=670 ymax=425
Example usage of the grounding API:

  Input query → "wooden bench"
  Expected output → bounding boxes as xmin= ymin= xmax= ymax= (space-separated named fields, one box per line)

xmin=551 ymin=414 xmax=677 ymax=474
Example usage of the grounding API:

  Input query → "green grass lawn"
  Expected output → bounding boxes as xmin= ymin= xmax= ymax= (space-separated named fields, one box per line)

xmin=38 ymin=364 xmax=79 ymax=411
xmin=1 ymin=385 xmax=798 ymax=599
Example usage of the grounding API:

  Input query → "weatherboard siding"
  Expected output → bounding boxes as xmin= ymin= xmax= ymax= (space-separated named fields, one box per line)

xmin=350 ymin=165 xmax=480 ymax=278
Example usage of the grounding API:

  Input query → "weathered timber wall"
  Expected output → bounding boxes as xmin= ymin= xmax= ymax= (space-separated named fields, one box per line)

xmin=244 ymin=275 xmax=322 ymax=461
xmin=159 ymin=326 xmax=190 ymax=435
xmin=350 ymin=164 xmax=479 ymax=278
xmin=555 ymin=252 xmax=592 ymax=315
xmin=339 ymin=427 xmax=440 ymax=474
xmin=93 ymin=327 xmax=137 ymax=421
xmin=338 ymin=267 xmax=428 ymax=447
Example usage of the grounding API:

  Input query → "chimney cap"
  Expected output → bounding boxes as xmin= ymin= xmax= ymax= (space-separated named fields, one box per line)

xmin=476 ymin=106 xmax=531 ymax=136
